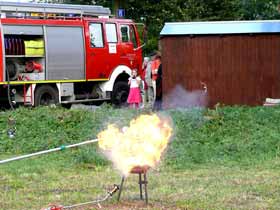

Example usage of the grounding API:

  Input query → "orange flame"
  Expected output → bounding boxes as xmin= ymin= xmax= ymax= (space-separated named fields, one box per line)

xmin=98 ymin=114 xmax=172 ymax=176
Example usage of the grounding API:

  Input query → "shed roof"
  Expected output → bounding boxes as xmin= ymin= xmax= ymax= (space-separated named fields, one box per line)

xmin=160 ymin=20 xmax=280 ymax=36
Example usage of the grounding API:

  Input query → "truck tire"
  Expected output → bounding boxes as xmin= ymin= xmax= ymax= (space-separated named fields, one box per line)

xmin=111 ymin=81 xmax=129 ymax=106
xmin=34 ymin=85 xmax=59 ymax=106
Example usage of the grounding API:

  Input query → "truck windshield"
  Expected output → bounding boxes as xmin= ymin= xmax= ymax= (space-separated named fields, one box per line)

xmin=89 ymin=23 xmax=104 ymax=48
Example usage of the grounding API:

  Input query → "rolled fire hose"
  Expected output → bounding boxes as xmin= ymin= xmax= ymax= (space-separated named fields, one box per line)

xmin=6 ymin=60 xmax=20 ymax=81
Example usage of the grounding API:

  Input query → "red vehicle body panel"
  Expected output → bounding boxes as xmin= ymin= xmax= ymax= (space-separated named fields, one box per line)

xmin=0 ymin=17 xmax=142 ymax=83
xmin=84 ymin=18 xmax=142 ymax=80
xmin=1 ymin=18 xmax=84 ymax=26
xmin=0 ymin=30 xmax=2 ymax=82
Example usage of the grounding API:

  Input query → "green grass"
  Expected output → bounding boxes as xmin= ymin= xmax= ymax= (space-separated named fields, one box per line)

xmin=1 ymin=155 xmax=280 ymax=210
xmin=0 ymin=105 xmax=280 ymax=209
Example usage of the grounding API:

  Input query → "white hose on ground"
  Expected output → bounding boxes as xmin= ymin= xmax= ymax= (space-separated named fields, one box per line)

xmin=0 ymin=138 xmax=99 ymax=164
xmin=62 ymin=194 xmax=110 ymax=209
xmin=62 ymin=185 xmax=119 ymax=209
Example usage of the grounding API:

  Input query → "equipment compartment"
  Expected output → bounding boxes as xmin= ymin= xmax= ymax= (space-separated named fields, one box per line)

xmin=3 ymin=25 xmax=43 ymax=35
xmin=3 ymin=33 xmax=45 ymax=81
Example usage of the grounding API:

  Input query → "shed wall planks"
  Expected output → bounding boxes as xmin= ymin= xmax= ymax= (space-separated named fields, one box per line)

xmin=161 ymin=34 xmax=280 ymax=107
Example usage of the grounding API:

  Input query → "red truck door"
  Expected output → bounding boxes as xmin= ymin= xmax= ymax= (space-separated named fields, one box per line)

xmin=85 ymin=20 xmax=142 ymax=80
xmin=85 ymin=21 xmax=108 ymax=80
xmin=119 ymin=24 xmax=142 ymax=72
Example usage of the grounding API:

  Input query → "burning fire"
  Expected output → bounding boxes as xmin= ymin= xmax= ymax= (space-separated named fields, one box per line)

xmin=98 ymin=114 xmax=173 ymax=176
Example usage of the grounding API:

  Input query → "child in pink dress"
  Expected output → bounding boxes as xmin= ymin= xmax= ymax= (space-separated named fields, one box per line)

xmin=127 ymin=70 xmax=142 ymax=108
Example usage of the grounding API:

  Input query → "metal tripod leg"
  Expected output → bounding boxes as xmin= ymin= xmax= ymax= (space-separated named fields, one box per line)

xmin=144 ymin=173 xmax=148 ymax=204
xmin=117 ymin=176 xmax=125 ymax=202
xmin=139 ymin=173 xmax=143 ymax=200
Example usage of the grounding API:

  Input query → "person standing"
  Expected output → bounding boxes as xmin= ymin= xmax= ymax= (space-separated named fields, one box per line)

xmin=154 ymin=62 xmax=162 ymax=110
xmin=151 ymin=52 xmax=161 ymax=105
xmin=145 ymin=55 xmax=154 ymax=109
xmin=140 ymin=57 xmax=149 ymax=108
xmin=127 ymin=69 xmax=142 ymax=108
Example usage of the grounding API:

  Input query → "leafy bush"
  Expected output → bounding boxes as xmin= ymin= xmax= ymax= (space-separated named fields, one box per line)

xmin=0 ymin=105 xmax=139 ymax=166
xmin=1 ymin=105 xmax=280 ymax=168
xmin=0 ymin=106 xmax=95 ymax=153
xmin=165 ymin=106 xmax=280 ymax=169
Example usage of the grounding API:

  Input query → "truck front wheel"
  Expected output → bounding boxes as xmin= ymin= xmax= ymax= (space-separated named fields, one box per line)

xmin=111 ymin=81 xmax=129 ymax=106
xmin=34 ymin=85 xmax=59 ymax=106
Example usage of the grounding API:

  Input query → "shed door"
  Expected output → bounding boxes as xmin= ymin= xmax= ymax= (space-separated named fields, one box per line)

xmin=45 ymin=26 xmax=85 ymax=80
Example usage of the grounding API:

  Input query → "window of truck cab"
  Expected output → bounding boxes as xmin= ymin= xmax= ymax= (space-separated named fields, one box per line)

xmin=105 ymin=23 xmax=117 ymax=43
xmin=120 ymin=24 xmax=138 ymax=48
xmin=89 ymin=23 xmax=104 ymax=48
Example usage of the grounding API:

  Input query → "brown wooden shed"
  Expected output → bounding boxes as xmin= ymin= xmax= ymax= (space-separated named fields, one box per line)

xmin=160 ymin=20 xmax=280 ymax=107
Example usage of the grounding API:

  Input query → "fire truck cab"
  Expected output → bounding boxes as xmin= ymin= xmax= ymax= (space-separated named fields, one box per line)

xmin=0 ymin=2 xmax=143 ymax=107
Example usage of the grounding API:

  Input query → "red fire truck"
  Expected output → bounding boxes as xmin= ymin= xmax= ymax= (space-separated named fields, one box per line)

xmin=0 ymin=2 xmax=143 ymax=107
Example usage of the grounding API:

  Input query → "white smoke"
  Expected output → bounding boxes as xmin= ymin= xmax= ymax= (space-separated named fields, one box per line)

xmin=164 ymin=85 xmax=208 ymax=109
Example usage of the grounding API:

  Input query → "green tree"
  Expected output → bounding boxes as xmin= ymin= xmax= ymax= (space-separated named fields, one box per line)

xmin=122 ymin=0 xmax=242 ymax=53
xmin=37 ymin=0 xmax=280 ymax=53
xmin=239 ymin=0 xmax=280 ymax=20
xmin=183 ymin=0 xmax=241 ymax=21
